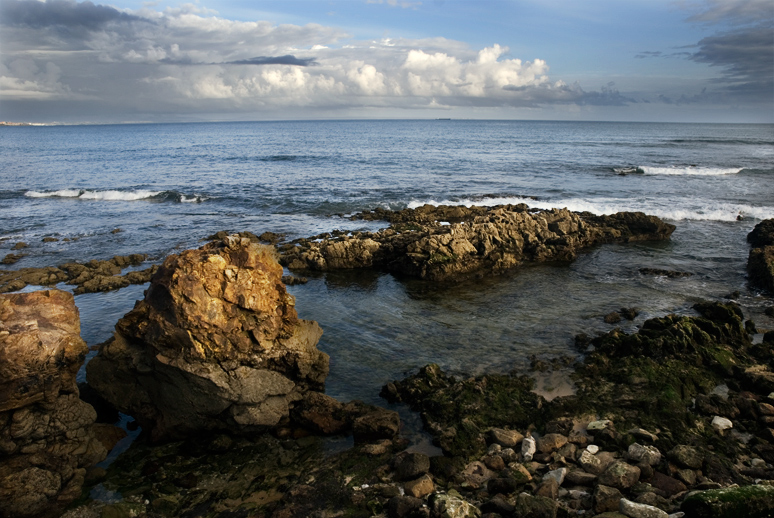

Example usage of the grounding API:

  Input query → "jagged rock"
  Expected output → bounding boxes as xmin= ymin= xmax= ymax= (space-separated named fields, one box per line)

xmin=747 ymin=219 xmax=774 ymax=293
xmin=667 ymin=445 xmax=703 ymax=470
xmin=86 ymin=236 xmax=329 ymax=441
xmin=430 ymin=492 xmax=481 ymax=518
xmin=536 ymin=432 xmax=568 ymax=453
xmin=598 ymin=461 xmax=641 ymax=490
xmin=282 ymin=205 xmax=675 ymax=282
xmin=394 ymin=452 xmax=431 ymax=481
xmin=0 ymin=290 xmax=106 ymax=518
xmin=352 ymin=407 xmax=400 ymax=443
xmin=628 ymin=443 xmax=662 ymax=466
xmin=486 ymin=427 xmax=524 ymax=448
xmin=595 ymin=484 xmax=624 ymax=513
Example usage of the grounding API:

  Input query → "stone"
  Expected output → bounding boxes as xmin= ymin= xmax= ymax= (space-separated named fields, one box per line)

xmin=605 ymin=312 xmax=622 ymax=324
xmin=535 ymin=477 xmax=559 ymax=499
xmin=387 ymin=495 xmax=424 ymax=518
xmin=487 ymin=427 xmax=524 ymax=448
xmin=680 ymin=485 xmax=774 ymax=518
xmin=649 ymin=472 xmax=686 ymax=498
xmin=404 ymin=474 xmax=434 ymax=498
xmin=747 ymin=219 xmax=774 ymax=293
xmin=514 ymin=493 xmax=558 ymax=518
xmin=579 ymin=449 xmax=606 ymax=475
xmin=482 ymin=454 xmax=505 ymax=472
xmin=480 ymin=496 xmax=515 ymax=516
xmin=628 ymin=443 xmax=661 ymax=466
xmin=487 ymin=477 xmax=519 ymax=495
xmin=430 ymin=493 xmax=481 ymax=518
xmin=587 ymin=444 xmax=600 ymax=454
xmin=619 ymin=498 xmax=668 ymax=518
xmin=0 ymin=290 xmax=107 ymax=518
xmin=635 ymin=492 xmax=670 ymax=512
xmin=394 ymin=452 xmax=431 ymax=481
xmin=353 ymin=408 xmax=400 ymax=443
xmin=460 ymin=461 xmax=494 ymax=489
xmin=536 ymin=433 xmax=568 ymax=453
xmin=595 ymin=485 xmax=624 ymax=513
xmin=711 ymin=416 xmax=732 ymax=432
xmin=598 ymin=461 xmax=641 ymax=490
xmin=86 ymin=237 xmax=329 ymax=441
xmin=588 ymin=419 xmax=613 ymax=431
xmin=522 ymin=435 xmax=536 ymax=461
xmin=565 ymin=469 xmax=597 ymax=486
xmin=675 ymin=469 xmax=696 ymax=487
xmin=667 ymin=445 xmax=703 ymax=470
xmin=543 ymin=467 xmax=568 ymax=486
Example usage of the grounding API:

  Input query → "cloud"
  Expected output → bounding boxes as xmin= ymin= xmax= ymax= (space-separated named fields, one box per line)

xmin=684 ymin=0 xmax=773 ymax=25
xmin=224 ymin=55 xmax=318 ymax=66
xmin=1 ymin=0 xmax=144 ymax=30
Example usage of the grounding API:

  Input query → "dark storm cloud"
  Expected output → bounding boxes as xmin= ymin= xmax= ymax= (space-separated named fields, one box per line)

xmin=224 ymin=55 xmax=319 ymax=67
xmin=502 ymin=81 xmax=634 ymax=107
xmin=0 ymin=0 xmax=146 ymax=30
xmin=690 ymin=24 xmax=773 ymax=85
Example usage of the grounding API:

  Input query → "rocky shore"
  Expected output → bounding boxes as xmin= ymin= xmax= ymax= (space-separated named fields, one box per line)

xmin=1 ymin=215 xmax=773 ymax=518
xmin=748 ymin=219 xmax=774 ymax=294
xmin=278 ymin=205 xmax=675 ymax=281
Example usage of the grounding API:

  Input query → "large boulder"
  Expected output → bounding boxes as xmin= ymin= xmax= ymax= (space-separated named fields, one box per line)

xmin=86 ymin=236 xmax=329 ymax=441
xmin=0 ymin=290 xmax=106 ymax=518
xmin=747 ymin=219 xmax=774 ymax=293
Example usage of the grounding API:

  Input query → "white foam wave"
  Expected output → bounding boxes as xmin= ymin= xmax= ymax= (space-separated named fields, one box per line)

xmin=26 ymin=189 xmax=162 ymax=201
xmin=639 ymin=166 xmax=742 ymax=176
xmin=406 ymin=197 xmax=774 ymax=222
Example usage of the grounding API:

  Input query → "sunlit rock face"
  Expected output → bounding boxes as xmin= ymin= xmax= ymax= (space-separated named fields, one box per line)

xmin=0 ymin=290 xmax=106 ymax=518
xmin=87 ymin=236 xmax=328 ymax=442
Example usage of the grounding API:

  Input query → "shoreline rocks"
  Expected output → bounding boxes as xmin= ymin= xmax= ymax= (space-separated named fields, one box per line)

xmin=0 ymin=254 xmax=156 ymax=295
xmin=86 ymin=236 xmax=329 ymax=441
xmin=747 ymin=218 xmax=774 ymax=293
xmin=279 ymin=204 xmax=675 ymax=282
xmin=0 ymin=290 xmax=106 ymax=518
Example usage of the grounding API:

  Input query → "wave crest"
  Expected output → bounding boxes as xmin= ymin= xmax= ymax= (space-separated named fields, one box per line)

xmin=24 ymin=189 xmax=206 ymax=203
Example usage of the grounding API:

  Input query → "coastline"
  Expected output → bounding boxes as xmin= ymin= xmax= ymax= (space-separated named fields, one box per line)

xmin=1 ymin=208 xmax=773 ymax=518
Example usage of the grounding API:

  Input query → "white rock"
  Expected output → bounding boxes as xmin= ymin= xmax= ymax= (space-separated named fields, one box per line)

xmin=542 ymin=467 xmax=568 ymax=486
xmin=751 ymin=458 xmax=766 ymax=468
xmin=711 ymin=415 xmax=733 ymax=432
xmin=568 ymin=489 xmax=590 ymax=500
xmin=627 ymin=443 xmax=661 ymax=466
xmin=667 ymin=513 xmax=685 ymax=518
xmin=586 ymin=444 xmax=600 ymax=454
xmin=522 ymin=436 xmax=536 ymax=462
xmin=619 ymin=497 xmax=668 ymax=518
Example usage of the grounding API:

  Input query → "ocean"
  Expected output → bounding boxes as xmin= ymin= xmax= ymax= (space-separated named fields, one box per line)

xmin=1 ymin=119 xmax=773 ymax=406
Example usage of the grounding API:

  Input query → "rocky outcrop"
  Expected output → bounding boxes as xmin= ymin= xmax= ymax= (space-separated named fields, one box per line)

xmin=280 ymin=205 xmax=675 ymax=281
xmin=747 ymin=219 xmax=774 ymax=293
xmin=0 ymin=254 xmax=156 ymax=294
xmin=0 ymin=290 xmax=106 ymax=518
xmin=86 ymin=236 xmax=329 ymax=441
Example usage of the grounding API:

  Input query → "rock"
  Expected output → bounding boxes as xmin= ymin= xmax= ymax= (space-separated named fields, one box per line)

xmin=536 ymin=433 xmax=568 ymax=453
xmin=675 ymin=468 xmax=696 ymax=486
xmin=387 ymin=495 xmax=424 ymax=518
xmin=487 ymin=477 xmax=519 ymax=495
xmin=747 ymin=219 xmax=774 ymax=293
xmin=635 ymin=492 xmax=670 ymax=512
xmin=588 ymin=419 xmax=613 ymax=431
xmin=481 ymin=495 xmax=515 ymax=516
xmin=430 ymin=492 xmax=481 ymax=518
xmin=649 ymin=472 xmax=686 ymax=498
xmin=565 ymin=469 xmax=597 ymax=486
xmin=11 ymin=242 xmax=28 ymax=250
xmin=487 ymin=427 xmax=524 ymax=448
xmin=595 ymin=485 xmax=624 ymax=513
xmin=587 ymin=444 xmax=600 ymax=454
xmin=680 ymin=485 xmax=774 ymax=518
xmin=1 ymin=254 xmax=23 ymax=265
xmin=460 ymin=461 xmax=494 ymax=488
xmin=638 ymin=268 xmax=692 ymax=278
xmin=352 ymin=408 xmax=400 ymax=443
xmin=514 ymin=493 xmax=559 ymax=518
xmin=0 ymin=290 xmax=106 ymax=518
xmin=394 ymin=452 xmax=431 ymax=481
xmin=605 ymin=311 xmax=623 ymax=324
xmin=598 ymin=461 xmax=641 ymax=490
xmin=579 ymin=449 xmax=607 ymax=475
xmin=619 ymin=498 xmax=668 ymax=518
xmin=282 ymin=205 xmax=674 ymax=282
xmin=86 ymin=237 xmax=329 ymax=441
xmin=535 ymin=477 xmax=559 ymax=499
xmin=482 ymin=454 xmax=505 ymax=471
xmin=667 ymin=445 xmax=703 ymax=470
xmin=711 ymin=416 xmax=732 ymax=432
xmin=291 ymin=391 xmax=348 ymax=434
xmin=628 ymin=443 xmax=662 ymax=466
xmin=543 ymin=467 xmax=568 ymax=486
xmin=522 ymin=435 xmax=537 ymax=461
xmin=620 ymin=307 xmax=639 ymax=320
xmin=404 ymin=474 xmax=434 ymax=498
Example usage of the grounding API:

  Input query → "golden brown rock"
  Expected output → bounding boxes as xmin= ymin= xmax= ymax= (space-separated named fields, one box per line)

xmin=86 ymin=236 xmax=329 ymax=441
xmin=0 ymin=290 xmax=106 ymax=518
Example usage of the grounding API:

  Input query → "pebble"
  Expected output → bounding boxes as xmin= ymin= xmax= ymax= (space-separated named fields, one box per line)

xmin=586 ymin=444 xmax=600 ymax=454
xmin=587 ymin=419 xmax=612 ymax=431
xmin=711 ymin=415 xmax=733 ymax=432
xmin=521 ymin=436 xmax=536 ymax=462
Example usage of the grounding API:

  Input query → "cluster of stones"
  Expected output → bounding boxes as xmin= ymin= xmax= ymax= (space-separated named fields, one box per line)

xmin=0 ymin=254 xmax=156 ymax=294
xmin=279 ymin=204 xmax=675 ymax=281
xmin=747 ymin=218 xmax=774 ymax=293
xmin=0 ymin=290 xmax=108 ymax=518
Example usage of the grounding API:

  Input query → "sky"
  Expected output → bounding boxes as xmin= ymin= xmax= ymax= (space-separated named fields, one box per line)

xmin=0 ymin=0 xmax=772 ymax=123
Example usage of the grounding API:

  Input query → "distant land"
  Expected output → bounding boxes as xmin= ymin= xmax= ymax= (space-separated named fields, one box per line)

xmin=0 ymin=121 xmax=47 ymax=126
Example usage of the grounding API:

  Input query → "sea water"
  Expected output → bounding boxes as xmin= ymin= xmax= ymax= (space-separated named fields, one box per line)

xmin=2 ymin=120 xmax=773 ymax=405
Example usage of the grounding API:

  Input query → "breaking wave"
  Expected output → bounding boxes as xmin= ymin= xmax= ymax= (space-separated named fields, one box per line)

xmin=638 ymin=166 xmax=743 ymax=176
xmin=24 ymin=189 xmax=206 ymax=203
